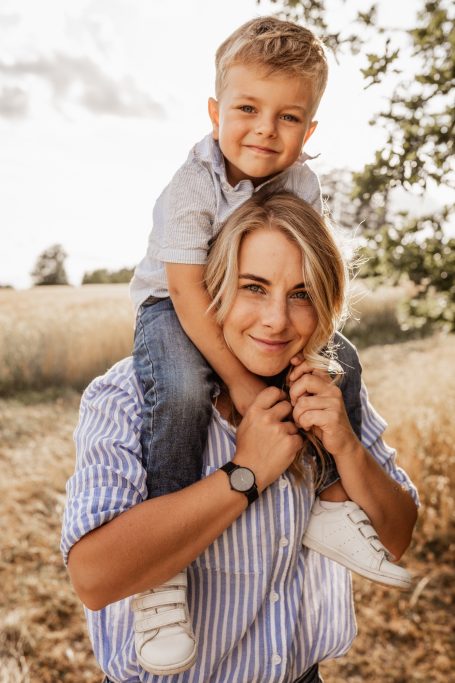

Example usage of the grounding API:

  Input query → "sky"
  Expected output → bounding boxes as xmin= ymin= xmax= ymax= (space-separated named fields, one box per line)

xmin=0 ymin=0 xmax=449 ymax=288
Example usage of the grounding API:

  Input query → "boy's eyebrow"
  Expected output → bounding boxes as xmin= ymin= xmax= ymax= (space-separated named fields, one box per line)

xmin=239 ymin=273 xmax=307 ymax=289
xmin=234 ymin=94 xmax=308 ymax=112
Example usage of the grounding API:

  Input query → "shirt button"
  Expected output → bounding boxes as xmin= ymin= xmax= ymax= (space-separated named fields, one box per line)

xmin=270 ymin=592 xmax=279 ymax=603
xmin=279 ymin=536 xmax=289 ymax=547
xmin=279 ymin=479 xmax=288 ymax=489
xmin=272 ymin=654 xmax=282 ymax=665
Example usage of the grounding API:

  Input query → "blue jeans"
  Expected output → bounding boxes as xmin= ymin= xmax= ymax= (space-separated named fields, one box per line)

xmin=134 ymin=298 xmax=362 ymax=499
xmin=134 ymin=297 xmax=214 ymax=498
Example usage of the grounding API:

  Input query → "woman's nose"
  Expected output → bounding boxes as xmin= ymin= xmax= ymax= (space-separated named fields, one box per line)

xmin=261 ymin=298 xmax=288 ymax=331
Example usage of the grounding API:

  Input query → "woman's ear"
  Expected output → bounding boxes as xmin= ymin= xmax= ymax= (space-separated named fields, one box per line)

xmin=208 ymin=98 xmax=220 ymax=140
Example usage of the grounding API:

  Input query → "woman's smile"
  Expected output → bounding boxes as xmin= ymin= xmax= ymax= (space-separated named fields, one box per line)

xmin=248 ymin=335 xmax=291 ymax=352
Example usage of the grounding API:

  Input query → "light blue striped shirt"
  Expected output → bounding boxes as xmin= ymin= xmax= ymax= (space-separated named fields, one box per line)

xmin=61 ymin=358 xmax=418 ymax=683
xmin=129 ymin=134 xmax=322 ymax=312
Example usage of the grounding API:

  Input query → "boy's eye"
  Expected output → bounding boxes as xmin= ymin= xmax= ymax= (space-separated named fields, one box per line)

xmin=239 ymin=105 xmax=255 ymax=114
xmin=281 ymin=113 xmax=300 ymax=123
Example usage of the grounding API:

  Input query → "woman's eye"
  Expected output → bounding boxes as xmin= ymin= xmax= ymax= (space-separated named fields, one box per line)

xmin=291 ymin=290 xmax=311 ymax=301
xmin=242 ymin=284 xmax=264 ymax=294
xmin=239 ymin=105 xmax=255 ymax=113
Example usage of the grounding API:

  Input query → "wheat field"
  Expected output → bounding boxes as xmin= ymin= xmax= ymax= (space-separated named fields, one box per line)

xmin=0 ymin=285 xmax=134 ymax=394
xmin=0 ymin=284 xmax=453 ymax=682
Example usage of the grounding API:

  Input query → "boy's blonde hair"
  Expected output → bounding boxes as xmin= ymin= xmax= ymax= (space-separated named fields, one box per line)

xmin=205 ymin=191 xmax=348 ymax=374
xmin=215 ymin=16 xmax=328 ymax=114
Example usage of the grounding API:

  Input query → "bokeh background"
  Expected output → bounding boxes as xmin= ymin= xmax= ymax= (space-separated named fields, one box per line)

xmin=1 ymin=0 xmax=454 ymax=681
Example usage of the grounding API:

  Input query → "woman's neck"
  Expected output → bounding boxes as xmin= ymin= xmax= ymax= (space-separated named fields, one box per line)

xmin=215 ymin=388 xmax=241 ymax=426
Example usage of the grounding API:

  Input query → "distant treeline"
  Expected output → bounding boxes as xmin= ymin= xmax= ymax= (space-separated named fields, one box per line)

xmin=82 ymin=267 xmax=134 ymax=284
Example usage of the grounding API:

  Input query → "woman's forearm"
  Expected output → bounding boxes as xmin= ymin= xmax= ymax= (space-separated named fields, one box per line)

xmin=334 ymin=442 xmax=418 ymax=559
xmin=68 ymin=471 xmax=247 ymax=610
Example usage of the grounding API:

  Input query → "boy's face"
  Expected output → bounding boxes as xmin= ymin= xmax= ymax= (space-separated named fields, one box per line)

xmin=208 ymin=64 xmax=318 ymax=187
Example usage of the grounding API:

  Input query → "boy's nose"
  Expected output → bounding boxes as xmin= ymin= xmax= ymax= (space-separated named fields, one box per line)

xmin=255 ymin=115 xmax=277 ymax=137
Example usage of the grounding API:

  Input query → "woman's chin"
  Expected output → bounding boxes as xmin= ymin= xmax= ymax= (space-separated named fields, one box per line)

xmin=243 ymin=359 xmax=289 ymax=377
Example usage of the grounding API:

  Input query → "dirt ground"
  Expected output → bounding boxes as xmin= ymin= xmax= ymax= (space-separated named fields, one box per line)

xmin=0 ymin=336 xmax=454 ymax=682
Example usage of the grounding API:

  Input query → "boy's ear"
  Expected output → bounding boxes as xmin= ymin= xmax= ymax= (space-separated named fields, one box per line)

xmin=303 ymin=121 xmax=318 ymax=145
xmin=208 ymin=98 xmax=220 ymax=140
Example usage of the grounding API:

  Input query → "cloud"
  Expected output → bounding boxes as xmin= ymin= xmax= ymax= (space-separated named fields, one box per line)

xmin=0 ymin=4 xmax=165 ymax=120
xmin=0 ymin=85 xmax=28 ymax=118
xmin=0 ymin=53 xmax=165 ymax=118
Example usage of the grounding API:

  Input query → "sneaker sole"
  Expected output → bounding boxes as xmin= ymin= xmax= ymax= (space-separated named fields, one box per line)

xmin=136 ymin=646 xmax=197 ymax=675
xmin=302 ymin=535 xmax=413 ymax=590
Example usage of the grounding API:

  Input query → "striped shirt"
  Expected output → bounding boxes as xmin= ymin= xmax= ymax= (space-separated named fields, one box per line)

xmin=129 ymin=134 xmax=322 ymax=312
xmin=61 ymin=358 xmax=418 ymax=683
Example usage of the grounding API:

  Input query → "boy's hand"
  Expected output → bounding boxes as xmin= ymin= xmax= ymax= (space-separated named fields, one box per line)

xmin=229 ymin=374 xmax=268 ymax=416
xmin=234 ymin=386 xmax=303 ymax=492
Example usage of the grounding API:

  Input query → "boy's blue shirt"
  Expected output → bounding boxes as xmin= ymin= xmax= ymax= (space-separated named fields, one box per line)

xmin=130 ymin=134 xmax=322 ymax=313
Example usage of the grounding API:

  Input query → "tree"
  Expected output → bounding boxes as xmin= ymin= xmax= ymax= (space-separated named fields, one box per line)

xmin=258 ymin=0 xmax=455 ymax=330
xmin=82 ymin=266 xmax=134 ymax=284
xmin=31 ymin=243 xmax=69 ymax=286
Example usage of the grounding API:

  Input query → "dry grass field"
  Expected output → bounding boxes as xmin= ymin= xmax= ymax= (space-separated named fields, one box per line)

xmin=0 ymin=285 xmax=134 ymax=395
xmin=0 ymin=285 xmax=454 ymax=682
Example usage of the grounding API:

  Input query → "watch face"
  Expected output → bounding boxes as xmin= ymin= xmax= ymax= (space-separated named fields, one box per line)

xmin=231 ymin=467 xmax=255 ymax=492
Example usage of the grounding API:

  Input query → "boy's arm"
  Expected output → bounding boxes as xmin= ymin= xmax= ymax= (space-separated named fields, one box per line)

xmin=166 ymin=262 xmax=266 ymax=415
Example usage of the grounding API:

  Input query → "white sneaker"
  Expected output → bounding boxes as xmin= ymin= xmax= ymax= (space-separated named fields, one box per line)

xmin=302 ymin=498 xmax=413 ymax=590
xmin=132 ymin=571 xmax=197 ymax=674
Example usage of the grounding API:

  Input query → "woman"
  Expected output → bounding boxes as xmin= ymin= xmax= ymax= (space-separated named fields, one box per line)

xmin=62 ymin=192 xmax=418 ymax=683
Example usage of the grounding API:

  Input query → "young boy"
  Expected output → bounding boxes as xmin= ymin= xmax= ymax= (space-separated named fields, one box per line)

xmin=130 ymin=16 xmax=411 ymax=675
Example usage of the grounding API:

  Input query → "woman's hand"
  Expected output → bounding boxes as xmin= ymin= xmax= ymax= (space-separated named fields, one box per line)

xmin=288 ymin=359 xmax=358 ymax=459
xmin=234 ymin=386 xmax=303 ymax=492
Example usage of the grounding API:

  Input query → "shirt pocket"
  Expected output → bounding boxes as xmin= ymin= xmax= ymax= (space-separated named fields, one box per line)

xmin=192 ymin=465 xmax=264 ymax=574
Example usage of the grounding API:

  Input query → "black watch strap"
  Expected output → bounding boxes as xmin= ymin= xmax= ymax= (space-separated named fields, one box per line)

xmin=220 ymin=462 xmax=259 ymax=507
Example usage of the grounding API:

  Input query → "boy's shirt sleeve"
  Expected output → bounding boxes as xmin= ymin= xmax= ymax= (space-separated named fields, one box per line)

xmin=60 ymin=360 xmax=147 ymax=565
xmin=151 ymin=161 xmax=218 ymax=265
xmin=359 ymin=383 xmax=419 ymax=506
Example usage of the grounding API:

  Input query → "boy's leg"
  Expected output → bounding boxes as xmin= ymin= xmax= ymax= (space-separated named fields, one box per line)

xmin=303 ymin=333 xmax=412 ymax=590
xmin=134 ymin=296 xmax=214 ymax=498
xmin=132 ymin=296 xmax=214 ymax=674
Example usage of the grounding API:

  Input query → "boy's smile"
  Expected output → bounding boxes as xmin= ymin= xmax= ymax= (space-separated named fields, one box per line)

xmin=208 ymin=64 xmax=318 ymax=187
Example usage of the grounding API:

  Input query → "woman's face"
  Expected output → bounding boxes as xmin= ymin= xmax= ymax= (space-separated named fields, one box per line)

xmin=222 ymin=226 xmax=318 ymax=377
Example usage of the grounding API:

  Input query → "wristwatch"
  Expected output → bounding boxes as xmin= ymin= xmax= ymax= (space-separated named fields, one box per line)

xmin=220 ymin=462 xmax=259 ymax=507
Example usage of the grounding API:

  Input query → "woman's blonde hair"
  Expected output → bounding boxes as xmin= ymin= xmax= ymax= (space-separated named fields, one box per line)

xmin=205 ymin=191 xmax=349 ymax=487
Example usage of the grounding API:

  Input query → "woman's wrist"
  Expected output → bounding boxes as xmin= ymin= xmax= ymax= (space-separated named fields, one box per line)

xmin=331 ymin=435 xmax=366 ymax=466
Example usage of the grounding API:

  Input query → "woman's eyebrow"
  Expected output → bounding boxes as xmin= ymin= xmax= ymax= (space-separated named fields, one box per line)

xmin=239 ymin=273 xmax=270 ymax=284
xmin=239 ymin=273 xmax=307 ymax=289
